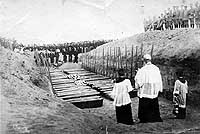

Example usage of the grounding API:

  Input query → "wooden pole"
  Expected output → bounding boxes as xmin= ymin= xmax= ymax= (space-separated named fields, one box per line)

xmin=109 ymin=47 xmax=112 ymax=77
xmin=125 ymin=45 xmax=128 ymax=77
xmin=102 ymin=47 xmax=105 ymax=75
xmin=90 ymin=52 xmax=92 ymax=71
xmin=106 ymin=48 xmax=109 ymax=76
xmin=119 ymin=47 xmax=122 ymax=69
xmin=116 ymin=47 xmax=119 ymax=70
xmin=113 ymin=47 xmax=115 ymax=71
xmin=140 ymin=43 xmax=144 ymax=68
xmin=97 ymin=50 xmax=99 ymax=74
xmin=86 ymin=53 xmax=88 ymax=69
xmin=151 ymin=44 xmax=154 ymax=61
xmin=135 ymin=46 xmax=138 ymax=75
xmin=84 ymin=53 xmax=86 ymax=68
xmin=88 ymin=52 xmax=91 ymax=71
xmin=94 ymin=49 xmax=97 ymax=73
xmin=130 ymin=45 xmax=134 ymax=79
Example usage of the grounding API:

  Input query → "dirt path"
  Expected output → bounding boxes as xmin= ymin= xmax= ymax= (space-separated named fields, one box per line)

xmin=58 ymin=63 xmax=200 ymax=134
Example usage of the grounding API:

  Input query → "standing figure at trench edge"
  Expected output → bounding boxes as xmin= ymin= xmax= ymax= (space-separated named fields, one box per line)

xmin=135 ymin=54 xmax=163 ymax=123
xmin=172 ymin=71 xmax=188 ymax=119
xmin=111 ymin=68 xmax=134 ymax=125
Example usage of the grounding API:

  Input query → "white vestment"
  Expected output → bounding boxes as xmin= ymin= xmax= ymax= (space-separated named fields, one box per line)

xmin=111 ymin=79 xmax=133 ymax=106
xmin=135 ymin=62 xmax=163 ymax=99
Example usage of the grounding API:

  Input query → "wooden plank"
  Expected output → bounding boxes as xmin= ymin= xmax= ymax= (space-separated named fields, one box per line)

xmin=51 ymin=76 xmax=69 ymax=80
xmin=52 ymin=79 xmax=74 ymax=83
xmin=60 ymin=92 xmax=100 ymax=99
xmin=57 ymin=89 xmax=98 ymax=97
xmin=51 ymin=74 xmax=108 ymax=80
xmin=54 ymin=86 xmax=91 ymax=92
xmin=55 ymin=86 xmax=92 ymax=92
xmin=65 ymin=96 xmax=102 ymax=102
xmin=50 ymin=74 xmax=65 ymax=77
xmin=52 ymin=81 xmax=74 ymax=85
xmin=52 ymin=79 xmax=73 ymax=83
xmin=50 ymin=71 xmax=63 ymax=74
xmin=63 ymin=68 xmax=85 ymax=72
xmin=81 ymin=75 xmax=109 ymax=79
xmin=50 ymin=73 xmax=64 ymax=76
xmin=53 ymin=83 xmax=74 ymax=88
xmin=104 ymin=90 xmax=112 ymax=93
xmin=64 ymin=71 xmax=91 ymax=74
xmin=100 ymin=86 xmax=113 ymax=89
xmin=52 ymin=77 xmax=111 ymax=85
xmin=85 ymin=77 xmax=110 ymax=82
xmin=90 ymin=81 xmax=113 ymax=85
xmin=53 ymin=72 xmax=96 ymax=77
xmin=101 ymin=88 xmax=113 ymax=92
xmin=50 ymin=69 xmax=62 ymax=73
xmin=75 ymin=72 xmax=96 ymax=76
xmin=57 ymin=90 xmax=98 ymax=97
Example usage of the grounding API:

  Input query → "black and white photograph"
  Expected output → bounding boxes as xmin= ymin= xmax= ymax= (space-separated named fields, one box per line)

xmin=0 ymin=0 xmax=200 ymax=133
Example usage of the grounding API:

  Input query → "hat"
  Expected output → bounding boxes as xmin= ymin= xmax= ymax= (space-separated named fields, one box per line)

xmin=143 ymin=54 xmax=151 ymax=60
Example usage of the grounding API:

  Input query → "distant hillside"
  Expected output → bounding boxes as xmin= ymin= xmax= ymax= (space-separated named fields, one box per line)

xmin=96 ymin=29 xmax=200 ymax=61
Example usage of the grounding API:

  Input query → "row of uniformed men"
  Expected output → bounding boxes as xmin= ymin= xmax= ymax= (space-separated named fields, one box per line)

xmin=34 ymin=46 xmax=84 ymax=66
xmin=144 ymin=2 xmax=200 ymax=31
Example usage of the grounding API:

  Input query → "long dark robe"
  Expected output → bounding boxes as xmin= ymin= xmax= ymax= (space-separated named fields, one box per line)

xmin=138 ymin=97 xmax=162 ymax=123
xmin=116 ymin=103 xmax=133 ymax=125
xmin=114 ymin=77 xmax=133 ymax=125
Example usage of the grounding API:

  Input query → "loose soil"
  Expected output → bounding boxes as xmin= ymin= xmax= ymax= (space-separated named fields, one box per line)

xmin=1 ymin=29 xmax=200 ymax=134
xmin=60 ymin=63 xmax=200 ymax=134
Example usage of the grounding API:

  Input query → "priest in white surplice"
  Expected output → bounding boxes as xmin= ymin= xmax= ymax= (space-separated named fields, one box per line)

xmin=135 ymin=54 xmax=163 ymax=123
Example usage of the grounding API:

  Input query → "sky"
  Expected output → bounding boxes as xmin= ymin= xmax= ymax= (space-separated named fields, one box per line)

xmin=0 ymin=0 xmax=198 ymax=45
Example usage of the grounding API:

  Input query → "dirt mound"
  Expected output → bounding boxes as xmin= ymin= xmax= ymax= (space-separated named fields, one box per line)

xmin=97 ymin=29 xmax=200 ymax=61
xmin=0 ymin=47 xmax=103 ymax=134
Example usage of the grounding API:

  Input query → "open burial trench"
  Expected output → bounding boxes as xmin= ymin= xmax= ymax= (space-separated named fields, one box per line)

xmin=79 ymin=29 xmax=200 ymax=107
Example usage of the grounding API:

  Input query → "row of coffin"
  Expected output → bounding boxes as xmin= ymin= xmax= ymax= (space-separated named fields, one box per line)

xmin=50 ymin=68 xmax=114 ymax=108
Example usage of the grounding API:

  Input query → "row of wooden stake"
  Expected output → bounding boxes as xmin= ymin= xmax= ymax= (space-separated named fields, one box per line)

xmin=81 ymin=44 xmax=154 ymax=80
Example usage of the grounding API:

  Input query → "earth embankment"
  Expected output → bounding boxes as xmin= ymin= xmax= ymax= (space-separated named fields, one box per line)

xmin=80 ymin=29 xmax=200 ymax=107
xmin=0 ymin=47 xmax=104 ymax=134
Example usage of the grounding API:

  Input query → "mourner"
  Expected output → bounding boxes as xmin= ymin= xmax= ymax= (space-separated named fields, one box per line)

xmin=135 ymin=54 xmax=163 ymax=123
xmin=111 ymin=69 xmax=134 ymax=125
xmin=173 ymin=71 xmax=188 ymax=119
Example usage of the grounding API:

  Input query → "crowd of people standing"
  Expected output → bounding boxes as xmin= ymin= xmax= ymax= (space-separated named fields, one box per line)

xmin=144 ymin=2 xmax=200 ymax=31
xmin=33 ymin=45 xmax=85 ymax=67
